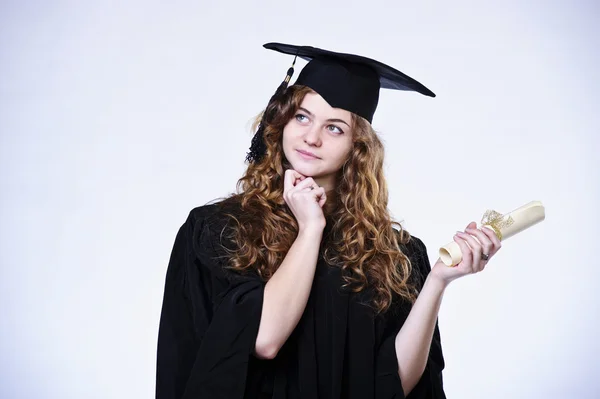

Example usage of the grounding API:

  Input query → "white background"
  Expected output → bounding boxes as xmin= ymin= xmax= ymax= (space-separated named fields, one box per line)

xmin=1 ymin=1 xmax=599 ymax=398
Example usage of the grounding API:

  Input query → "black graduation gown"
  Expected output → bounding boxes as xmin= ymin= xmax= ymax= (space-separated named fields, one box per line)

xmin=156 ymin=203 xmax=446 ymax=399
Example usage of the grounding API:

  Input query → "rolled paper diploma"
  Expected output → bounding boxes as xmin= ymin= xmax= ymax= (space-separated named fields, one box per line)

xmin=439 ymin=201 xmax=546 ymax=266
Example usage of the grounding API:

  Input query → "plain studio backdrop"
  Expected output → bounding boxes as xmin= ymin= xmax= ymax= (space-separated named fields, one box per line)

xmin=1 ymin=1 xmax=599 ymax=398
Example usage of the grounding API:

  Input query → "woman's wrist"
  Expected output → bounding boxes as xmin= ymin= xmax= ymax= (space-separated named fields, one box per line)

xmin=425 ymin=269 xmax=450 ymax=293
xmin=298 ymin=222 xmax=326 ymax=235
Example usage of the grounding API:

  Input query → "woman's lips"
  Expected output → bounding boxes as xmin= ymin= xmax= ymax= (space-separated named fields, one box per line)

xmin=297 ymin=150 xmax=319 ymax=160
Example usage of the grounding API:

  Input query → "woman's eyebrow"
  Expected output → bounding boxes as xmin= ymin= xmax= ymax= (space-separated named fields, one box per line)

xmin=298 ymin=107 xmax=351 ymax=128
xmin=327 ymin=118 xmax=350 ymax=128
xmin=298 ymin=107 xmax=313 ymax=116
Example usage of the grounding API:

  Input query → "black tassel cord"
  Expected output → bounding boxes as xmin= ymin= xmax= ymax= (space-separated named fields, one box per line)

xmin=245 ymin=56 xmax=297 ymax=164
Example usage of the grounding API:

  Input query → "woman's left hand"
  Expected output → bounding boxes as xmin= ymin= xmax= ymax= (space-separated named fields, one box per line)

xmin=430 ymin=221 xmax=502 ymax=287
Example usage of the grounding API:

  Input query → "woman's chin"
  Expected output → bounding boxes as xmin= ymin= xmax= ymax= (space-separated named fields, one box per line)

xmin=289 ymin=163 xmax=317 ymax=177
xmin=298 ymin=169 xmax=321 ymax=179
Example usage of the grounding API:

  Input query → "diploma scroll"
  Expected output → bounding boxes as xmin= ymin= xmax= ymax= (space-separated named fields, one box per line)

xmin=439 ymin=201 xmax=546 ymax=266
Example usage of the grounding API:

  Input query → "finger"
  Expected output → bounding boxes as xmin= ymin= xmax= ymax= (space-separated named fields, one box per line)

xmin=456 ymin=231 xmax=482 ymax=271
xmin=293 ymin=171 xmax=307 ymax=186
xmin=292 ymin=177 xmax=318 ymax=192
xmin=284 ymin=169 xmax=305 ymax=193
xmin=314 ymin=187 xmax=327 ymax=207
xmin=296 ymin=175 xmax=307 ymax=185
xmin=466 ymin=221 xmax=477 ymax=230
xmin=465 ymin=227 xmax=494 ymax=258
xmin=453 ymin=233 xmax=473 ymax=271
xmin=299 ymin=185 xmax=318 ymax=193
xmin=481 ymin=226 xmax=502 ymax=253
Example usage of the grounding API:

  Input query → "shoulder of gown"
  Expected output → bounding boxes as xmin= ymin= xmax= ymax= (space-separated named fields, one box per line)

xmin=156 ymin=200 xmax=265 ymax=399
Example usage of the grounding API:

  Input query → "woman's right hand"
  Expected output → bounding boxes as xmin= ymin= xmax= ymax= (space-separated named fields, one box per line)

xmin=283 ymin=169 xmax=327 ymax=231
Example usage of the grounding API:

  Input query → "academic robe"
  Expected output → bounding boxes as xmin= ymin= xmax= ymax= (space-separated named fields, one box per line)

xmin=156 ymin=202 xmax=446 ymax=399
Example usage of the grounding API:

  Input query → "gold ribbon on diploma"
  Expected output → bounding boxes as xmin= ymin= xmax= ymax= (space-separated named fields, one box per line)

xmin=480 ymin=209 xmax=515 ymax=241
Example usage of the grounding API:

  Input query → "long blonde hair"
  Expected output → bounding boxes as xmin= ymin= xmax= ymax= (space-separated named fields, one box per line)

xmin=217 ymin=85 xmax=418 ymax=313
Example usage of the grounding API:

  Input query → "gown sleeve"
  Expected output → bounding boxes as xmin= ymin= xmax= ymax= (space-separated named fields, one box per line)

xmin=156 ymin=207 xmax=265 ymax=399
xmin=375 ymin=235 xmax=446 ymax=399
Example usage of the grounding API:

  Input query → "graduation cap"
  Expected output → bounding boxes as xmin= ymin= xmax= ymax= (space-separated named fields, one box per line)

xmin=246 ymin=42 xmax=435 ymax=163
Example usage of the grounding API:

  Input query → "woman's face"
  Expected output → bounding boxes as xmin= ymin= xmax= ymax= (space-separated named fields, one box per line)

xmin=282 ymin=91 xmax=354 ymax=192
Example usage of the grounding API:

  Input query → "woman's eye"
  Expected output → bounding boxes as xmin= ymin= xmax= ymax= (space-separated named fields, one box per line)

xmin=327 ymin=125 xmax=343 ymax=134
xmin=295 ymin=114 xmax=308 ymax=123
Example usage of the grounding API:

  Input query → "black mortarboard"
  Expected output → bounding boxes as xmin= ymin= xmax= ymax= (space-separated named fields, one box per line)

xmin=246 ymin=42 xmax=435 ymax=163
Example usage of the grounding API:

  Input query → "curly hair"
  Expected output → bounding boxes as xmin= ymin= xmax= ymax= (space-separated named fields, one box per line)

xmin=216 ymin=85 xmax=419 ymax=313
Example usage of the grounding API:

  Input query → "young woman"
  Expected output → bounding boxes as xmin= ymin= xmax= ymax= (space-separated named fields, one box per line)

xmin=156 ymin=43 xmax=502 ymax=399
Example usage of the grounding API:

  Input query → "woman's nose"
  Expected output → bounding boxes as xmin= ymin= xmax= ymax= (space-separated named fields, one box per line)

xmin=303 ymin=126 xmax=321 ymax=146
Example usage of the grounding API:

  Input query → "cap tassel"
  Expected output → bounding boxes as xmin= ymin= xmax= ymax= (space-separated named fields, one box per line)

xmin=246 ymin=55 xmax=297 ymax=164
